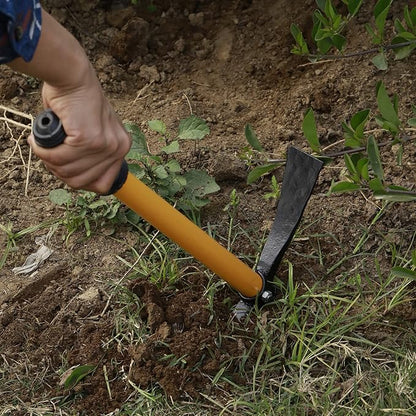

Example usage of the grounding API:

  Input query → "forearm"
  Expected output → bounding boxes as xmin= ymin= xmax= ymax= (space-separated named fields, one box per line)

xmin=6 ymin=7 xmax=131 ymax=194
xmin=8 ymin=9 xmax=91 ymax=90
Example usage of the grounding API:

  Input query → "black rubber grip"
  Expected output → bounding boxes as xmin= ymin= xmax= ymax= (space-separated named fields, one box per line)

xmin=33 ymin=109 xmax=128 ymax=195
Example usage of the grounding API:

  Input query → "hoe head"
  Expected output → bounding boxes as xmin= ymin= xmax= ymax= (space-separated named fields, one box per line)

xmin=234 ymin=146 xmax=323 ymax=319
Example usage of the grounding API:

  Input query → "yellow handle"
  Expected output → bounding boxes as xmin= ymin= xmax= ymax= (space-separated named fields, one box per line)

xmin=115 ymin=172 xmax=263 ymax=298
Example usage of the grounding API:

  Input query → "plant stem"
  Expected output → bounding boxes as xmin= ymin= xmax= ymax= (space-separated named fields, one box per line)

xmin=306 ymin=40 xmax=416 ymax=61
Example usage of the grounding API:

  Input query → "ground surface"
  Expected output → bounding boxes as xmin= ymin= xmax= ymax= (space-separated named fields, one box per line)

xmin=0 ymin=0 xmax=415 ymax=414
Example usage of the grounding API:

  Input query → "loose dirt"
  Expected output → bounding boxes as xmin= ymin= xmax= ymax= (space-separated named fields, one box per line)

xmin=1 ymin=0 xmax=415 ymax=414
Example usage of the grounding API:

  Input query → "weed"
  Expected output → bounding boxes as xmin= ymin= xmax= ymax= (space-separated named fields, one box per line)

xmin=301 ymin=81 xmax=416 ymax=202
xmin=291 ymin=1 xmax=416 ymax=70
xmin=223 ymin=189 xmax=240 ymax=251
xmin=124 ymin=115 xmax=219 ymax=218
xmin=263 ymin=175 xmax=281 ymax=201
xmin=59 ymin=364 xmax=96 ymax=390
xmin=48 ymin=188 xmax=125 ymax=242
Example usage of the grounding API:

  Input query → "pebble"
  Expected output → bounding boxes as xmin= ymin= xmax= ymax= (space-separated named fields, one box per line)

xmin=189 ymin=12 xmax=204 ymax=27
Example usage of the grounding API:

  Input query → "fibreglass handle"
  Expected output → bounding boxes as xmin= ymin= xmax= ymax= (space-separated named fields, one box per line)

xmin=33 ymin=111 xmax=264 ymax=299
xmin=32 ymin=109 xmax=128 ymax=195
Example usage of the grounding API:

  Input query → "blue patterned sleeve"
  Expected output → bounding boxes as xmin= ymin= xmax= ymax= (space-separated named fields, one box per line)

xmin=0 ymin=1 xmax=42 ymax=64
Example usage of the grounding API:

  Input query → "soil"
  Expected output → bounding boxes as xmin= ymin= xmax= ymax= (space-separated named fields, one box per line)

xmin=0 ymin=0 xmax=415 ymax=414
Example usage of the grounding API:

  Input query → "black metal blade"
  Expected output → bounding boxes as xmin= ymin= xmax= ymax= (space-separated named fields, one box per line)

xmin=256 ymin=147 xmax=323 ymax=284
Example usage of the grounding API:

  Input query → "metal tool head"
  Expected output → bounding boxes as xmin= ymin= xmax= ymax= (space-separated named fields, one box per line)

xmin=234 ymin=146 xmax=323 ymax=318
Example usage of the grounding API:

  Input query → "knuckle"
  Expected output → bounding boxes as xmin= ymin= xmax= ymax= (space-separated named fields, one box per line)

xmin=41 ymin=153 xmax=65 ymax=169
xmin=52 ymin=165 xmax=71 ymax=179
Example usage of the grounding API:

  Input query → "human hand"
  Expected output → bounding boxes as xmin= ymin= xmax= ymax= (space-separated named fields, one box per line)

xmin=28 ymin=65 xmax=131 ymax=194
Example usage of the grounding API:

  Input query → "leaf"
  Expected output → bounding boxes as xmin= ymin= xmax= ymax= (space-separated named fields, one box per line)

xmin=374 ymin=190 xmax=416 ymax=202
xmin=330 ymin=181 xmax=361 ymax=193
xmin=344 ymin=153 xmax=359 ymax=179
xmin=317 ymin=36 xmax=333 ymax=54
xmin=365 ymin=23 xmax=377 ymax=42
xmin=88 ymin=199 xmax=107 ymax=210
xmin=343 ymin=109 xmax=370 ymax=147
xmin=182 ymin=170 xmax=220 ymax=197
xmin=404 ymin=6 xmax=416 ymax=31
xmin=356 ymin=157 xmax=369 ymax=180
xmin=178 ymin=116 xmax=210 ymax=140
xmin=61 ymin=365 xmax=95 ymax=390
xmin=408 ymin=118 xmax=416 ymax=127
xmin=125 ymin=123 xmax=150 ymax=157
xmin=290 ymin=23 xmax=309 ymax=54
xmin=367 ymin=135 xmax=384 ymax=180
xmin=347 ymin=0 xmax=363 ymax=16
xmin=316 ymin=0 xmax=326 ymax=11
xmin=165 ymin=159 xmax=181 ymax=173
xmin=128 ymin=163 xmax=146 ymax=180
xmin=153 ymin=165 xmax=169 ymax=180
xmin=332 ymin=34 xmax=346 ymax=51
xmin=396 ymin=143 xmax=403 ymax=166
xmin=374 ymin=0 xmax=392 ymax=42
xmin=302 ymin=108 xmax=321 ymax=153
xmin=148 ymin=119 xmax=167 ymax=135
xmin=247 ymin=163 xmax=280 ymax=184
xmin=394 ymin=18 xmax=407 ymax=33
xmin=49 ymin=189 xmax=72 ymax=206
xmin=324 ymin=0 xmax=337 ymax=21
xmin=392 ymin=34 xmax=416 ymax=60
xmin=376 ymin=82 xmax=400 ymax=129
xmin=244 ymin=124 xmax=263 ymax=151
xmin=372 ymin=52 xmax=388 ymax=70
xmin=350 ymin=109 xmax=370 ymax=131
xmin=162 ymin=140 xmax=180 ymax=154
xmin=391 ymin=267 xmax=416 ymax=279
xmin=368 ymin=177 xmax=384 ymax=192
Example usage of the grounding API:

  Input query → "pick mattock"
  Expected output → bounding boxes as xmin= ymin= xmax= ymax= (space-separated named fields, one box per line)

xmin=33 ymin=110 xmax=323 ymax=318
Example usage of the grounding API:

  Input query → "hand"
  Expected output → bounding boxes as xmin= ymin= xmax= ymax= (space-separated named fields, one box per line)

xmin=28 ymin=65 xmax=131 ymax=194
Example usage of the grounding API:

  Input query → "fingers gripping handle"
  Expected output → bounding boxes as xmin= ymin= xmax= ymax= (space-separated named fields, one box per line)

xmin=33 ymin=109 xmax=128 ymax=195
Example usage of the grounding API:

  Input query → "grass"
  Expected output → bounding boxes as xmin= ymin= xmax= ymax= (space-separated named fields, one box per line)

xmin=1 ymin=190 xmax=416 ymax=416
xmin=2 ymin=199 xmax=416 ymax=416
xmin=85 ymin=200 xmax=414 ymax=416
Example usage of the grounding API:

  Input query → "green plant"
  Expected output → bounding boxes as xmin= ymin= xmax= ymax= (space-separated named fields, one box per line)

xmin=291 ymin=1 xmax=416 ymax=70
xmin=392 ymin=5 xmax=416 ymax=59
xmin=223 ymin=189 xmax=240 ymax=251
xmin=291 ymin=0 xmax=363 ymax=57
xmin=124 ymin=115 xmax=219 ymax=218
xmin=302 ymin=81 xmax=416 ymax=202
xmin=365 ymin=0 xmax=393 ymax=69
xmin=0 ymin=220 xmax=57 ymax=269
xmin=243 ymin=81 xmax=415 ymax=203
xmin=48 ymin=188 xmax=125 ymax=241
xmin=241 ymin=123 xmax=284 ymax=185
xmin=391 ymin=249 xmax=416 ymax=282
xmin=263 ymin=175 xmax=281 ymax=201
xmin=59 ymin=364 xmax=96 ymax=390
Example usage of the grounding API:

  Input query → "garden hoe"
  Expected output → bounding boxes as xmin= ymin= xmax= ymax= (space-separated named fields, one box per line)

xmin=33 ymin=110 xmax=323 ymax=319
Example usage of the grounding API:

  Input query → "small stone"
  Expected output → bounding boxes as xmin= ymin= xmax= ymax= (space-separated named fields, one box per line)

xmin=139 ymin=65 xmax=160 ymax=82
xmin=78 ymin=287 xmax=100 ymax=302
xmin=174 ymin=37 xmax=185 ymax=53
xmin=188 ymin=12 xmax=204 ymax=27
